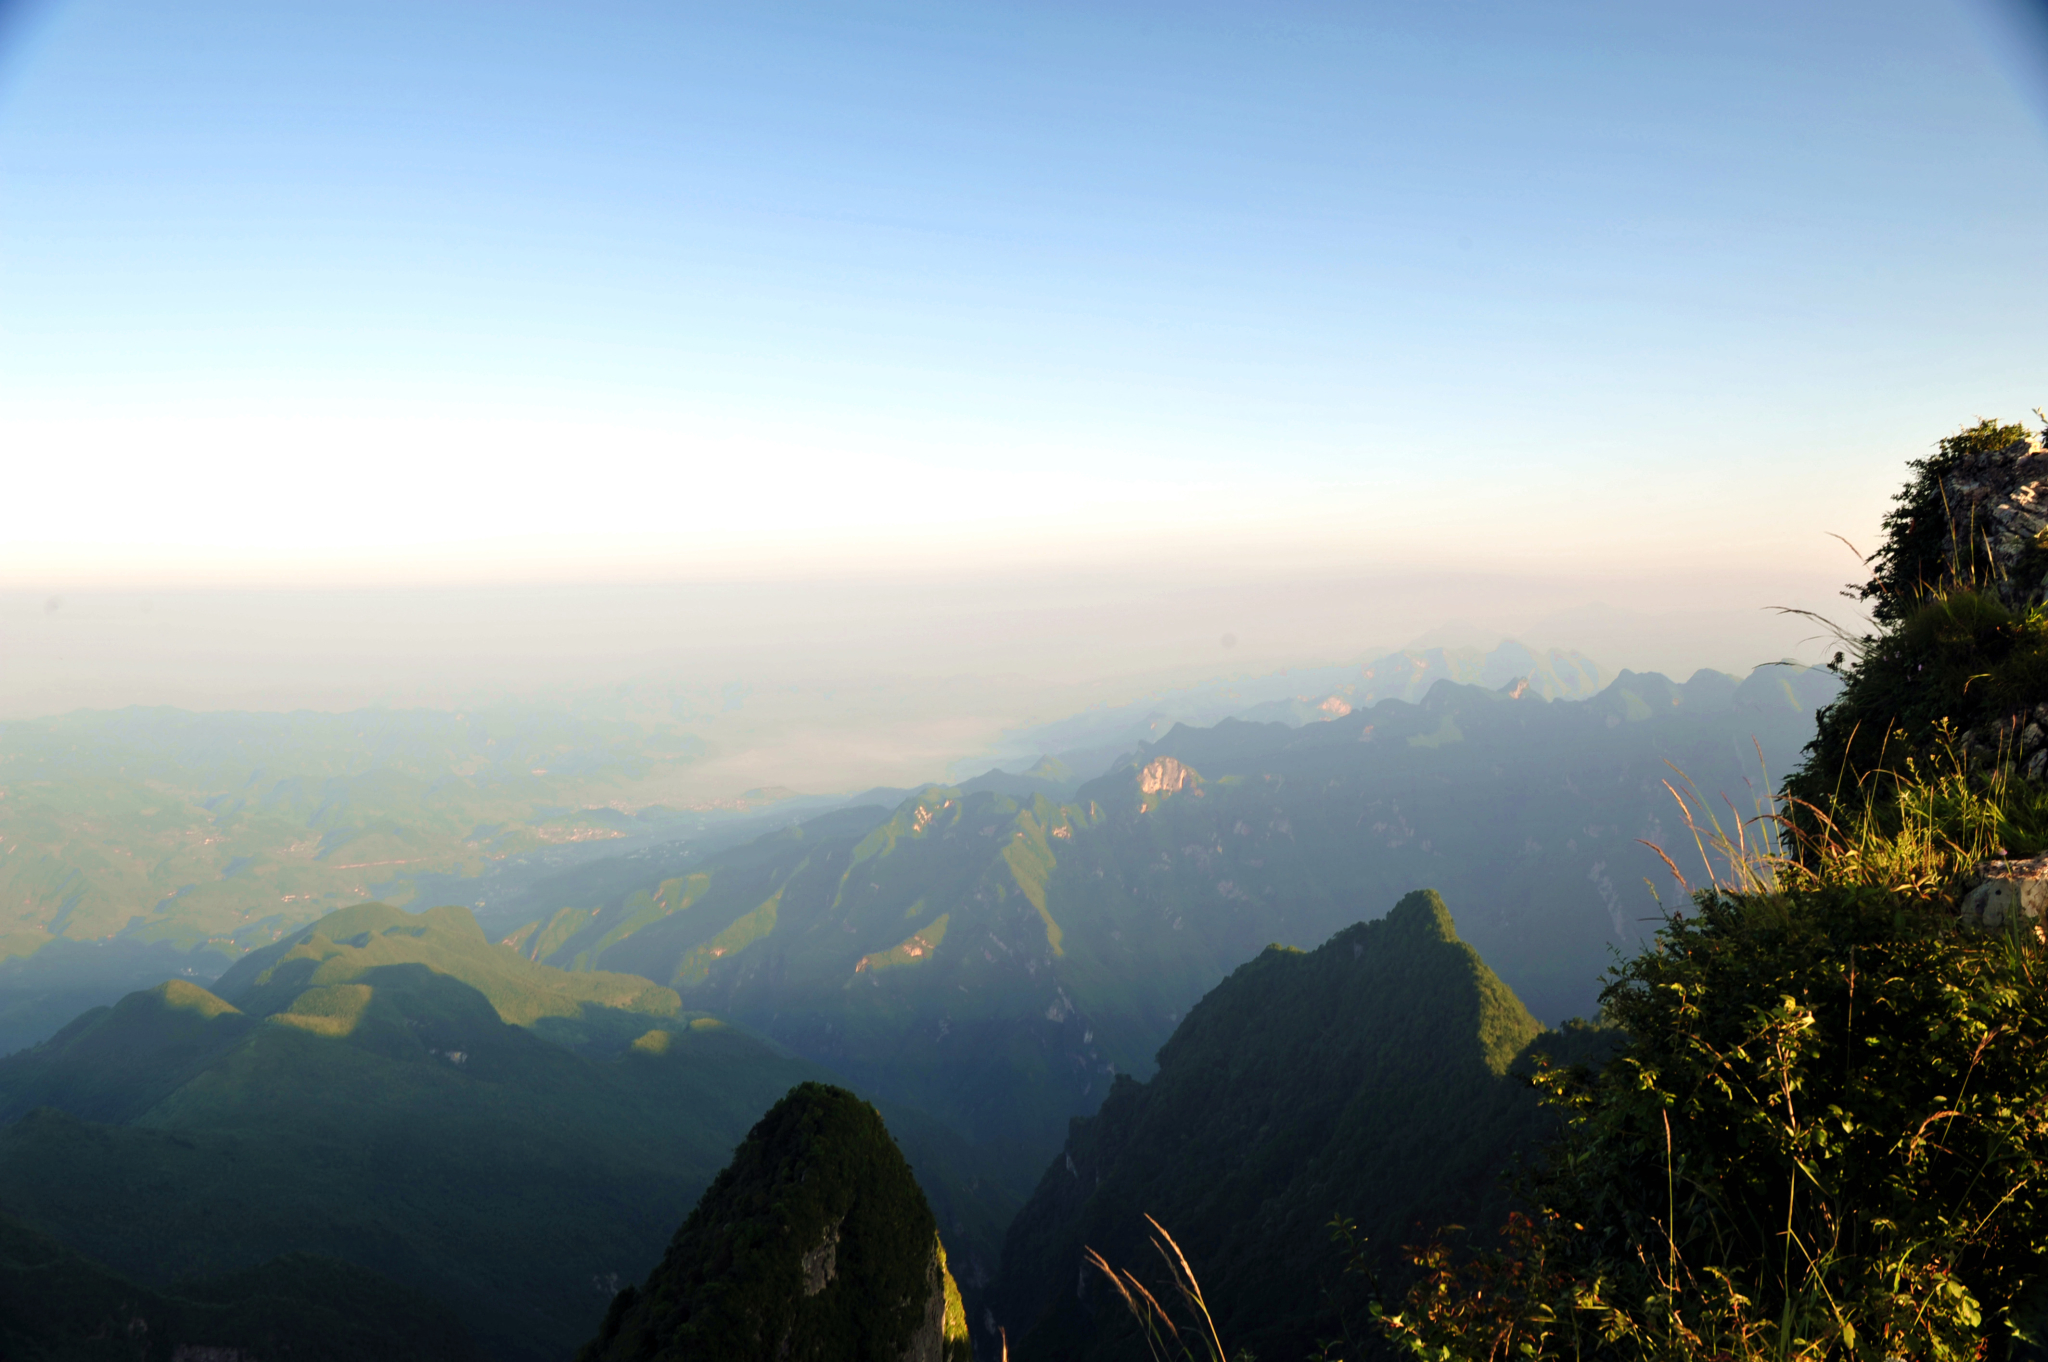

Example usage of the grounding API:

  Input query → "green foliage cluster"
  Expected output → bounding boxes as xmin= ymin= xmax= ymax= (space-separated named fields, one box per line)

xmin=1793 ymin=418 xmax=2048 ymax=809
xmin=1857 ymin=419 xmax=2042 ymax=625
xmin=1381 ymin=886 xmax=2048 ymax=1360
xmin=0 ymin=1209 xmax=477 ymax=1361
xmin=1786 ymin=586 xmax=2048 ymax=824
xmin=579 ymin=1082 xmax=971 ymax=1362
xmin=991 ymin=891 xmax=1589 ymax=1362
xmin=1381 ymin=419 xmax=2048 ymax=1361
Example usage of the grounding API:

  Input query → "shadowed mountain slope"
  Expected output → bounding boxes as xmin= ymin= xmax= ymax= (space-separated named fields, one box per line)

xmin=0 ymin=904 xmax=831 ymax=1361
xmin=0 ymin=1209 xmax=479 ymax=1361
xmin=989 ymin=890 xmax=1601 ymax=1362
xmin=580 ymin=1083 xmax=971 ymax=1362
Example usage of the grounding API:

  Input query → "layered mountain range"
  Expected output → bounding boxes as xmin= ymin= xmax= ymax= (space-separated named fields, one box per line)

xmin=492 ymin=666 xmax=1835 ymax=1167
xmin=971 ymin=638 xmax=1605 ymax=775
xmin=0 ymin=660 xmax=1841 ymax=1360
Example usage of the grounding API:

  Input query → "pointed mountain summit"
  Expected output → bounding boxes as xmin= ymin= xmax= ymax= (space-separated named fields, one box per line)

xmin=581 ymin=1082 xmax=971 ymax=1362
xmin=990 ymin=889 xmax=1589 ymax=1362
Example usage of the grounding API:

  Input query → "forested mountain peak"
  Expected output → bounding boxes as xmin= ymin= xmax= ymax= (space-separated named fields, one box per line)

xmin=579 ymin=1082 xmax=971 ymax=1362
xmin=989 ymin=889 xmax=1563 ymax=1362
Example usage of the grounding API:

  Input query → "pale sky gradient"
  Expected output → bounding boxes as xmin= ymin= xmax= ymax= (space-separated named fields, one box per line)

xmin=2 ymin=0 xmax=2044 ymax=593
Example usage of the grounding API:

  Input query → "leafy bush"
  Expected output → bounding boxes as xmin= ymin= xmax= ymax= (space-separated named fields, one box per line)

xmin=1857 ymin=419 xmax=2041 ymax=625
xmin=1791 ymin=417 xmax=2048 ymax=810
xmin=1379 ymin=881 xmax=2046 ymax=1361
xmin=1786 ymin=586 xmax=2048 ymax=825
xmin=1375 ymin=417 xmax=2048 ymax=1362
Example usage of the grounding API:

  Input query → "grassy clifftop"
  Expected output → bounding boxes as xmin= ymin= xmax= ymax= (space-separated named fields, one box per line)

xmin=1377 ymin=417 xmax=2048 ymax=1361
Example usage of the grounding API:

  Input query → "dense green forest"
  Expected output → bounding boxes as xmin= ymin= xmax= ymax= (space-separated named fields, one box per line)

xmin=0 ymin=1209 xmax=477 ymax=1361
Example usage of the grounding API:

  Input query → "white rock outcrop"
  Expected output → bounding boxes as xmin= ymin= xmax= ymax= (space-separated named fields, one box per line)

xmin=1960 ymin=856 xmax=2048 ymax=939
xmin=1137 ymin=757 xmax=1200 ymax=796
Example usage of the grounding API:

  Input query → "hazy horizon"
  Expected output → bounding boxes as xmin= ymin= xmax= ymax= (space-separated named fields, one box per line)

xmin=3 ymin=0 xmax=2044 ymax=798
xmin=4 ymin=8 xmax=2044 ymax=1353
xmin=3 ymin=564 xmax=1857 ymax=801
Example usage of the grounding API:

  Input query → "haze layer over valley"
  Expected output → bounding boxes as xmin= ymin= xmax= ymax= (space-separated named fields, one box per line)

xmin=0 ymin=616 xmax=1825 ymax=1015
xmin=3 ymin=0 xmax=2043 ymax=1355
xmin=0 ymin=610 xmax=1846 ymax=1351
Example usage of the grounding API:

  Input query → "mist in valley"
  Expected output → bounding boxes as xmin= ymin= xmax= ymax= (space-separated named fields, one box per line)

xmin=2 ymin=0 xmax=2043 ymax=1357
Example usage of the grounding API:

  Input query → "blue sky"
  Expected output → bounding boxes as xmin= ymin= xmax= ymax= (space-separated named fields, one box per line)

xmin=2 ymin=0 xmax=2045 ymax=589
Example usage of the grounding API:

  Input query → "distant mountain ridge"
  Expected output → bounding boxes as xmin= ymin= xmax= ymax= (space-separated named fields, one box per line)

xmin=481 ymin=665 xmax=1836 ymax=1194
xmin=965 ymin=638 xmax=1606 ymax=777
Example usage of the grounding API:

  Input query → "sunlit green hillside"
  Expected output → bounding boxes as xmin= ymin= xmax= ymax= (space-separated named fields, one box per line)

xmin=0 ymin=900 xmax=1006 ymax=1362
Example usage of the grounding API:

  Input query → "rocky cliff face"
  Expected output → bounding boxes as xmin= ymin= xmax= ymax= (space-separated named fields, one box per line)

xmin=1924 ymin=432 xmax=2048 ymax=612
xmin=1135 ymin=757 xmax=1199 ymax=797
xmin=579 ymin=1082 xmax=971 ymax=1362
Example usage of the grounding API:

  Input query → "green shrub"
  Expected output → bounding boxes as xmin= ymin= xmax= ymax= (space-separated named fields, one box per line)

xmin=1375 ymin=417 xmax=2048 ymax=1362
xmin=1857 ymin=419 xmax=2039 ymax=625
xmin=1378 ymin=879 xmax=2047 ymax=1361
